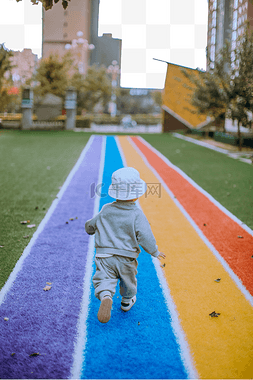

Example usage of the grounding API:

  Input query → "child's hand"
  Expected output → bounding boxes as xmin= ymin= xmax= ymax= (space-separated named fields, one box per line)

xmin=85 ymin=225 xmax=95 ymax=235
xmin=157 ymin=251 xmax=166 ymax=260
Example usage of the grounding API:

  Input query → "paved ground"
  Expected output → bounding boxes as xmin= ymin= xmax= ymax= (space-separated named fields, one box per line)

xmin=176 ymin=133 xmax=253 ymax=164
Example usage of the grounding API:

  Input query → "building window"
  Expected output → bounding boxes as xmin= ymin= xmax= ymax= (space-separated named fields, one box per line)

xmin=210 ymin=45 xmax=215 ymax=62
xmin=233 ymin=11 xmax=238 ymax=30
xmin=234 ymin=0 xmax=238 ymax=8
xmin=213 ymin=0 xmax=217 ymax=9
xmin=212 ymin=11 xmax=217 ymax=27
xmin=211 ymin=28 xmax=216 ymax=44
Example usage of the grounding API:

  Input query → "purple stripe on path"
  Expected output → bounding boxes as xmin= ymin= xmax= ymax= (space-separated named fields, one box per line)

xmin=0 ymin=135 xmax=102 ymax=379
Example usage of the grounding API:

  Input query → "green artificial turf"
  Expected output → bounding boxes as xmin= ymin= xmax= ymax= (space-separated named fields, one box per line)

xmin=0 ymin=130 xmax=92 ymax=289
xmin=142 ymin=134 xmax=253 ymax=230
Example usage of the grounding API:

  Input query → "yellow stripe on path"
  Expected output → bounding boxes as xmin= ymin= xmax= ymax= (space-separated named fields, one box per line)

xmin=118 ymin=136 xmax=253 ymax=379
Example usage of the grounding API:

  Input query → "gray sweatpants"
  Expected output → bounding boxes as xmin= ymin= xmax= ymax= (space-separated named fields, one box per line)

xmin=92 ymin=255 xmax=138 ymax=302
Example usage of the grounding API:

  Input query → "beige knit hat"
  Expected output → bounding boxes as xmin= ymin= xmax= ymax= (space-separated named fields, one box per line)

xmin=108 ymin=167 xmax=147 ymax=200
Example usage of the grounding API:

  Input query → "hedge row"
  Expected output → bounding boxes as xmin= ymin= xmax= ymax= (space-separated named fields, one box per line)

xmin=57 ymin=114 xmax=162 ymax=127
xmin=190 ymin=129 xmax=205 ymax=137
xmin=1 ymin=114 xmax=162 ymax=130
xmin=214 ymin=131 xmax=240 ymax=146
xmin=213 ymin=131 xmax=253 ymax=148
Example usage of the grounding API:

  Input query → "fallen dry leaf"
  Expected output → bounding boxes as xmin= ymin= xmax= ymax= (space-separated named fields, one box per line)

xmin=209 ymin=311 xmax=220 ymax=317
xmin=27 ymin=224 xmax=36 ymax=228
xmin=43 ymin=285 xmax=52 ymax=291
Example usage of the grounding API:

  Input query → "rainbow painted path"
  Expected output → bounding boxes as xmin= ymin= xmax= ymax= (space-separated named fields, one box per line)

xmin=0 ymin=135 xmax=252 ymax=379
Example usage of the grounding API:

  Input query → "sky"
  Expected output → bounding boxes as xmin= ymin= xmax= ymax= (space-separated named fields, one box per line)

xmin=0 ymin=0 xmax=208 ymax=89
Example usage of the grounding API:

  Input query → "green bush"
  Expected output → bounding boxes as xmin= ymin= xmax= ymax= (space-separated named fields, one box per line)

xmin=75 ymin=118 xmax=91 ymax=128
xmin=190 ymin=129 xmax=205 ymax=137
xmin=90 ymin=113 xmax=162 ymax=125
xmin=131 ymin=114 xmax=162 ymax=125
xmin=214 ymin=131 xmax=240 ymax=146
xmin=91 ymin=114 xmax=121 ymax=125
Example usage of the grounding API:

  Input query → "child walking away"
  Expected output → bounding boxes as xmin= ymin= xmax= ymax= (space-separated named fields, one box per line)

xmin=85 ymin=167 xmax=166 ymax=323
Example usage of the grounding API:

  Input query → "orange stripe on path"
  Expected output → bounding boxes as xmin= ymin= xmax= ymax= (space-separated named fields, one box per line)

xmin=131 ymin=136 xmax=253 ymax=296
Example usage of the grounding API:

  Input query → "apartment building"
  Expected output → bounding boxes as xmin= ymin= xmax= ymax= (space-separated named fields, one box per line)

xmin=42 ymin=0 xmax=121 ymax=78
xmin=207 ymin=0 xmax=253 ymax=69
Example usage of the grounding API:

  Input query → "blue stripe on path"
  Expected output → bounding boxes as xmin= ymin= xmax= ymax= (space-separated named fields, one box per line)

xmin=81 ymin=136 xmax=188 ymax=379
xmin=0 ymin=135 xmax=102 ymax=379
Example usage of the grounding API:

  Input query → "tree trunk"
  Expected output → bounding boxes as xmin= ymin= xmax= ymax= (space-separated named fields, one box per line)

xmin=238 ymin=121 xmax=242 ymax=151
xmin=223 ymin=116 xmax=226 ymax=132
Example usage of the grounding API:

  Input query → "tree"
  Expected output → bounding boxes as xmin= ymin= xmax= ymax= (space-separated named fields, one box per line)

xmin=227 ymin=24 xmax=253 ymax=150
xmin=182 ymin=44 xmax=232 ymax=131
xmin=151 ymin=90 xmax=163 ymax=109
xmin=33 ymin=52 xmax=73 ymax=100
xmin=0 ymin=44 xmax=15 ymax=112
xmin=69 ymin=70 xmax=86 ymax=114
xmin=0 ymin=44 xmax=13 ymax=87
xmin=16 ymin=0 xmax=70 ymax=10
xmin=78 ymin=64 xmax=112 ymax=113
xmin=182 ymin=26 xmax=253 ymax=150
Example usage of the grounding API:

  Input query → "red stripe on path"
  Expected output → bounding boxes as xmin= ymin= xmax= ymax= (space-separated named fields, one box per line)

xmin=131 ymin=136 xmax=253 ymax=296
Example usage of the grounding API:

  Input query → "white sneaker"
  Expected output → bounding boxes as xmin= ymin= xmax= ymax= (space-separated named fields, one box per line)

xmin=121 ymin=295 xmax=136 ymax=312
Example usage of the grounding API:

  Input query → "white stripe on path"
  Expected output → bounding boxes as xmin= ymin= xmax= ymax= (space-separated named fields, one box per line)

xmin=70 ymin=136 xmax=106 ymax=380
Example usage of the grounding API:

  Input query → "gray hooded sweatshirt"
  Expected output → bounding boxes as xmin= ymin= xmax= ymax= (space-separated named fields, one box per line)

xmin=85 ymin=200 xmax=159 ymax=259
